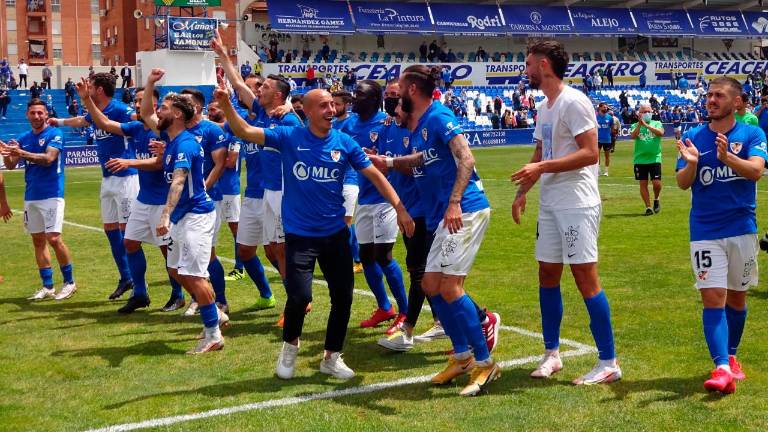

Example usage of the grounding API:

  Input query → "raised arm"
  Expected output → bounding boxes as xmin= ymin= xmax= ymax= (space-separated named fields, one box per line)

xmin=156 ymin=167 xmax=188 ymax=237
xmin=142 ymin=69 xmax=164 ymax=134
xmin=76 ymin=78 xmax=125 ymax=136
xmin=359 ymin=165 xmax=414 ymax=237
xmin=211 ymin=29 xmax=256 ymax=109
xmin=715 ymin=133 xmax=764 ymax=181
xmin=225 ymin=141 xmax=240 ymax=169
xmin=49 ymin=115 xmax=89 ymax=128
xmin=214 ymin=85 xmax=265 ymax=144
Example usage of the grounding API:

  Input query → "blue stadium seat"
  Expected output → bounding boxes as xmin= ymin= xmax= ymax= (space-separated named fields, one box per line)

xmin=407 ymin=52 xmax=416 ymax=62
xmin=370 ymin=52 xmax=380 ymax=62
xmin=605 ymin=52 xmax=613 ymax=61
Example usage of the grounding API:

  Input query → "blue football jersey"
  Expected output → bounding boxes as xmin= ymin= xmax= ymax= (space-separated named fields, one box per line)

xmin=251 ymin=101 xmax=304 ymax=192
xmin=412 ymin=101 xmax=489 ymax=232
xmin=263 ymin=126 xmax=372 ymax=237
xmin=596 ymin=113 xmax=613 ymax=143
xmin=378 ymin=122 xmax=424 ymax=218
xmin=218 ymin=136 xmax=241 ymax=196
xmin=225 ymin=116 xmax=265 ymax=200
xmin=120 ymin=121 xmax=167 ymax=206
xmin=333 ymin=113 xmax=359 ymax=186
xmin=345 ymin=111 xmax=387 ymax=205
xmin=85 ymin=99 xmax=137 ymax=178
xmin=676 ymin=123 xmax=768 ymax=241
xmin=18 ymin=126 xmax=65 ymax=201
xmin=162 ymin=130 xmax=215 ymax=223
xmin=186 ymin=119 xmax=228 ymax=202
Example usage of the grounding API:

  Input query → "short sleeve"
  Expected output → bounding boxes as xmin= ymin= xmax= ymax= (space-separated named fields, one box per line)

xmin=432 ymin=109 xmax=463 ymax=146
xmin=564 ymin=95 xmax=597 ymax=137
xmin=208 ymin=124 xmax=228 ymax=152
xmin=48 ymin=130 xmax=64 ymax=151
xmin=533 ymin=117 xmax=542 ymax=141
xmin=118 ymin=104 xmax=135 ymax=123
xmin=263 ymin=126 xmax=290 ymax=151
xmin=652 ymin=121 xmax=663 ymax=130
xmin=747 ymin=127 xmax=768 ymax=159
xmin=173 ymin=141 xmax=193 ymax=171
xmin=345 ymin=134 xmax=372 ymax=171
xmin=120 ymin=121 xmax=139 ymax=137
xmin=280 ymin=112 xmax=303 ymax=127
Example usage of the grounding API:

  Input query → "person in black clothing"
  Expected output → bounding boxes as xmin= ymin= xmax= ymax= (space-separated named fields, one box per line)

xmin=419 ymin=41 xmax=427 ymax=60
xmin=493 ymin=95 xmax=502 ymax=115
xmin=476 ymin=46 xmax=487 ymax=61
xmin=120 ymin=63 xmax=132 ymax=88
xmin=321 ymin=43 xmax=330 ymax=62
xmin=605 ymin=66 xmax=614 ymax=87
xmin=68 ymin=99 xmax=80 ymax=117
xmin=428 ymin=40 xmax=438 ymax=61
xmin=0 ymin=86 xmax=10 ymax=119
xmin=490 ymin=111 xmax=500 ymax=129
xmin=30 ymin=81 xmax=42 ymax=100
xmin=619 ymin=90 xmax=629 ymax=109
xmin=64 ymin=78 xmax=76 ymax=106
xmin=341 ymin=70 xmax=356 ymax=92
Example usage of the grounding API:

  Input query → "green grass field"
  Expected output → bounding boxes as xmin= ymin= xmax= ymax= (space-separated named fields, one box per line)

xmin=1 ymin=140 xmax=768 ymax=432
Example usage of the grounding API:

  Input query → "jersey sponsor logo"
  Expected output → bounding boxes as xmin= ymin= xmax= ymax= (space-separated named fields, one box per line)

xmin=93 ymin=128 xmax=115 ymax=140
xmin=292 ymin=161 xmax=341 ymax=182
xmin=729 ymin=141 xmax=743 ymax=153
xmin=759 ymin=142 xmax=768 ymax=152
xmin=422 ymin=147 xmax=440 ymax=166
xmin=176 ymin=153 xmax=187 ymax=161
xmin=699 ymin=165 xmax=743 ymax=186
xmin=369 ymin=131 xmax=378 ymax=142
xmin=136 ymin=151 xmax=153 ymax=161
xmin=330 ymin=150 xmax=341 ymax=162
xmin=243 ymin=142 xmax=260 ymax=154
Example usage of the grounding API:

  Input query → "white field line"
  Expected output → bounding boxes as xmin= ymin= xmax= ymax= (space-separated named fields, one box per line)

xmin=83 ymin=346 xmax=593 ymax=432
xmin=41 ymin=215 xmax=596 ymax=431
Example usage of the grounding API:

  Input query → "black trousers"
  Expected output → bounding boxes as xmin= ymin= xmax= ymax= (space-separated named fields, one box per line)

xmin=43 ymin=77 xmax=51 ymax=89
xmin=19 ymin=74 xmax=27 ymax=88
xmin=283 ymin=228 xmax=354 ymax=352
xmin=403 ymin=217 xmax=435 ymax=328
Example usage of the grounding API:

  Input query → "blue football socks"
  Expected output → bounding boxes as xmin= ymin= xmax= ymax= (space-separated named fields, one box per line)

xmin=703 ymin=307 xmax=729 ymax=367
xmin=126 ymin=248 xmax=148 ymax=298
xmin=199 ymin=302 xmax=220 ymax=329
xmin=105 ymin=229 xmax=132 ymax=282
xmin=381 ymin=259 xmax=408 ymax=313
xmin=39 ymin=267 xmax=54 ymax=289
xmin=59 ymin=263 xmax=74 ymax=285
xmin=540 ymin=286 xmax=563 ymax=350
xmin=725 ymin=305 xmax=747 ymax=357
xmin=430 ymin=295 xmax=469 ymax=355
xmin=363 ymin=262 xmax=391 ymax=310
xmin=584 ymin=290 xmax=616 ymax=361
xmin=449 ymin=294 xmax=490 ymax=362
xmin=208 ymin=256 xmax=227 ymax=305
xmin=243 ymin=255 xmax=272 ymax=299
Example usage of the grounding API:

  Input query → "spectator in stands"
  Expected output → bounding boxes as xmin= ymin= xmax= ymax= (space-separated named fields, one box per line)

xmin=306 ymin=65 xmax=316 ymax=88
xmin=619 ymin=90 xmax=629 ymax=109
xmin=0 ymin=85 xmax=9 ymax=119
xmin=490 ymin=111 xmax=500 ymax=129
xmin=649 ymin=94 xmax=659 ymax=111
xmin=743 ymin=79 xmax=752 ymax=98
xmin=447 ymin=49 xmax=457 ymax=63
xmin=502 ymin=109 xmax=516 ymax=129
xmin=29 ymin=81 xmax=43 ymax=100
xmin=258 ymin=45 xmax=268 ymax=61
xmin=7 ymin=76 xmax=17 ymax=90
xmin=441 ymin=67 xmax=452 ymax=90
xmin=593 ymin=73 xmax=602 ymax=90
xmin=88 ymin=66 xmax=95 ymax=79
xmin=285 ymin=51 xmax=293 ymax=63
xmin=17 ymin=58 xmax=28 ymax=89
xmin=342 ymin=70 xmax=356 ymax=92
xmin=605 ymin=66 xmax=614 ymax=87
xmin=269 ymin=34 xmax=279 ymax=57
xmin=517 ymin=77 xmax=527 ymax=95
xmin=678 ymin=74 xmax=689 ymax=93
xmin=291 ymin=95 xmax=306 ymax=124
xmin=428 ymin=40 xmax=438 ymax=61
xmin=639 ymin=72 xmax=646 ymax=88
xmin=432 ymin=86 xmax=442 ymax=101
xmin=301 ymin=38 xmax=311 ymax=60
xmin=476 ymin=46 xmax=487 ymax=62
xmin=473 ymin=97 xmax=482 ymax=116
xmin=671 ymin=107 xmax=683 ymax=140
xmin=493 ymin=95 xmax=502 ymax=115
xmin=68 ymin=99 xmax=80 ymax=117
xmin=321 ymin=42 xmax=330 ymax=62
xmin=43 ymin=64 xmax=53 ymax=89
xmin=685 ymin=106 xmax=699 ymax=122
xmin=108 ymin=66 xmax=117 ymax=81
xmin=240 ymin=61 xmax=252 ymax=80
xmin=512 ymin=90 xmax=521 ymax=111
xmin=254 ymin=59 xmax=263 ymax=76
xmin=45 ymin=94 xmax=57 ymax=118
xmin=438 ymin=43 xmax=448 ymax=62
xmin=0 ymin=59 xmax=11 ymax=88
xmin=695 ymin=82 xmax=706 ymax=99
xmin=121 ymin=86 xmax=135 ymax=105
xmin=288 ymin=76 xmax=297 ymax=92
xmin=419 ymin=41 xmax=428 ymax=60
xmin=670 ymin=72 xmax=678 ymax=89
xmin=528 ymin=93 xmax=535 ymax=110
xmin=64 ymin=78 xmax=76 ymax=106
xmin=120 ymin=63 xmax=132 ymax=89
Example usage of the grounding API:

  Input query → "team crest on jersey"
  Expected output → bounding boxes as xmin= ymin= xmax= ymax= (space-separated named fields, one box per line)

xmin=369 ymin=131 xmax=378 ymax=142
xmin=697 ymin=270 xmax=709 ymax=281
xmin=330 ymin=150 xmax=341 ymax=162
xmin=38 ymin=138 xmax=46 ymax=146
xmin=195 ymin=136 xmax=203 ymax=143
xmin=165 ymin=155 xmax=172 ymax=165
xmin=729 ymin=142 xmax=743 ymax=154
xmin=421 ymin=128 xmax=428 ymax=141
xmin=403 ymin=137 xmax=410 ymax=148
xmin=269 ymin=123 xmax=278 ymax=129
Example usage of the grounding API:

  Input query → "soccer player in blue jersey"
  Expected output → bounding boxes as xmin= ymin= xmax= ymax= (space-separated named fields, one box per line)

xmin=332 ymin=90 xmax=363 ymax=273
xmin=49 ymin=72 xmax=136 ymax=300
xmin=1 ymin=99 xmax=76 ymax=300
xmin=207 ymin=101 xmax=244 ymax=282
xmin=368 ymin=65 xmax=500 ymax=396
xmin=216 ymin=86 xmax=414 ymax=380
xmin=77 ymin=81 xmax=186 ymax=313
xmin=672 ymin=107 xmax=683 ymax=141
xmin=148 ymin=85 xmax=227 ymax=354
xmin=676 ymin=77 xmax=766 ymax=394
xmin=346 ymin=80 xmax=409 ymax=332
xmin=596 ymin=102 xmax=613 ymax=176
xmin=511 ymin=41 xmax=621 ymax=386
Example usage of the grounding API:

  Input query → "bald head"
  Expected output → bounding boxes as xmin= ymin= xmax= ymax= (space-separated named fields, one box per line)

xmin=303 ymin=89 xmax=336 ymax=135
xmin=303 ymin=89 xmax=330 ymax=111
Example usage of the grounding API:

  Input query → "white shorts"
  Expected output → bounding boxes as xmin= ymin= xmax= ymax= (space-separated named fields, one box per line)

xmin=535 ymin=205 xmax=601 ymax=264
xmin=263 ymin=189 xmax=284 ymax=245
xmin=24 ymin=198 xmax=65 ymax=234
xmin=690 ymin=234 xmax=759 ymax=291
xmin=342 ymin=184 xmax=359 ymax=218
xmin=355 ymin=202 xmax=398 ymax=244
xmin=426 ymin=208 xmax=490 ymax=276
xmin=167 ymin=211 xmax=215 ymax=278
xmin=237 ymin=197 xmax=265 ymax=247
xmin=219 ymin=194 xmax=241 ymax=223
xmin=124 ymin=201 xmax=168 ymax=246
xmin=100 ymin=175 xmax=139 ymax=224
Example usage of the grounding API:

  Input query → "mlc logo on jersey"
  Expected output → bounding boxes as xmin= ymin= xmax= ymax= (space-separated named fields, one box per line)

xmin=292 ymin=161 xmax=341 ymax=182
xmin=699 ymin=165 xmax=742 ymax=186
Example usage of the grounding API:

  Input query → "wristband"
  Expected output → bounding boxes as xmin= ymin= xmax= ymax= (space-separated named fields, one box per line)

xmin=386 ymin=157 xmax=394 ymax=168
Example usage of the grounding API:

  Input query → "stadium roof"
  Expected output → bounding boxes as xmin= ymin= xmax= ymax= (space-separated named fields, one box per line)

xmin=350 ymin=0 xmax=767 ymax=12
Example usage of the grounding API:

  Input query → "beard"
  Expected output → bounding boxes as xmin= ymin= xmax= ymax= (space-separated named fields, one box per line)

xmin=208 ymin=113 xmax=223 ymax=123
xmin=157 ymin=115 xmax=172 ymax=131
xmin=528 ymin=74 xmax=540 ymax=90
xmin=401 ymin=93 xmax=414 ymax=113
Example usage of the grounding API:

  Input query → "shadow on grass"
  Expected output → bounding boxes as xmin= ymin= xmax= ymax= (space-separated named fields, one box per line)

xmin=51 ymin=339 xmax=188 ymax=367
xmin=601 ymin=374 xmax=725 ymax=406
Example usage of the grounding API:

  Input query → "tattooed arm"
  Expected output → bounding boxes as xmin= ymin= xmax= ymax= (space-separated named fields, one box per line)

xmin=442 ymin=133 xmax=476 ymax=234
xmin=156 ymin=167 xmax=188 ymax=236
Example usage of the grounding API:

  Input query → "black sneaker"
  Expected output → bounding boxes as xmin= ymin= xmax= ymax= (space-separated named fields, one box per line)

xmin=117 ymin=295 xmax=150 ymax=314
xmin=653 ymin=200 xmax=661 ymax=214
xmin=644 ymin=208 xmax=654 ymax=216
xmin=109 ymin=279 xmax=134 ymax=300
xmin=161 ymin=296 xmax=186 ymax=312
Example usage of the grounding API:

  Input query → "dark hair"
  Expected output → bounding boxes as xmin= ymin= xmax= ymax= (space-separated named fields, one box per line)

xmin=90 ymin=72 xmax=117 ymax=97
xmin=598 ymin=102 xmax=606 ymax=108
xmin=27 ymin=98 xmax=48 ymax=110
xmin=386 ymin=78 xmax=399 ymax=86
xmin=267 ymin=74 xmax=290 ymax=102
xmin=164 ymin=93 xmax=195 ymax=122
xmin=291 ymin=95 xmax=303 ymax=104
xmin=709 ymin=76 xmax=742 ymax=95
xmin=527 ymin=40 xmax=569 ymax=80
xmin=332 ymin=90 xmax=353 ymax=104
xmin=401 ymin=64 xmax=436 ymax=97
xmin=134 ymin=86 xmax=159 ymax=100
xmin=741 ymin=92 xmax=751 ymax=103
xmin=180 ymin=88 xmax=205 ymax=107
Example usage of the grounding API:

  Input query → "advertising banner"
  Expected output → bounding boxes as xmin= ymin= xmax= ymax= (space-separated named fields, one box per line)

xmin=502 ymin=6 xmax=574 ymax=35
xmin=266 ymin=0 xmax=354 ymax=34
xmin=687 ymin=10 xmax=749 ymax=37
xmin=349 ymin=2 xmax=433 ymax=34
xmin=632 ymin=9 xmax=695 ymax=36
xmin=569 ymin=7 xmax=636 ymax=35
xmin=430 ymin=4 xmax=506 ymax=35
xmin=167 ymin=16 xmax=217 ymax=51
